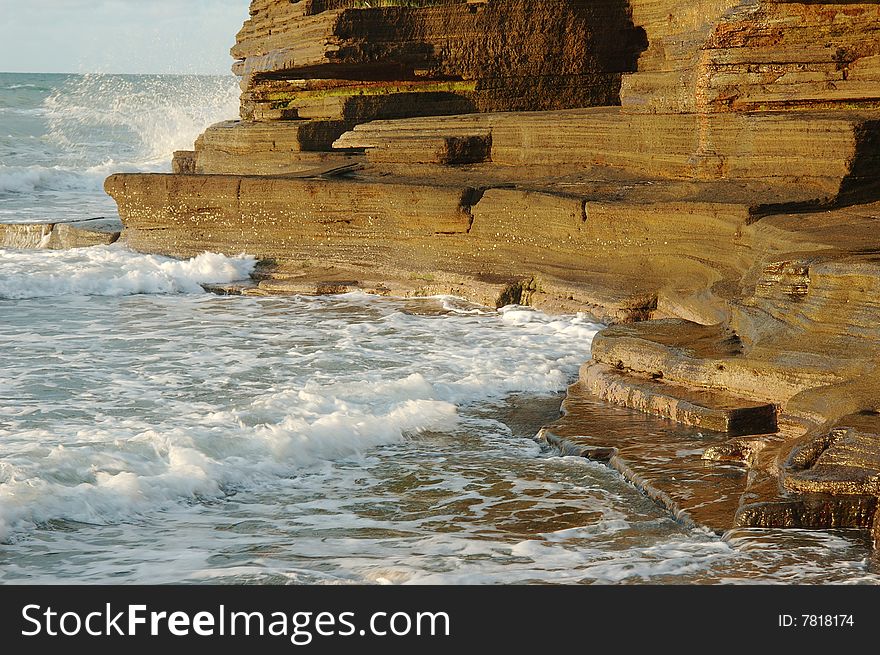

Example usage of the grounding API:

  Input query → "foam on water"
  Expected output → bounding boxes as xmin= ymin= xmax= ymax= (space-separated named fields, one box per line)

xmin=0 ymin=287 xmax=603 ymax=546
xmin=0 ymin=245 xmax=256 ymax=299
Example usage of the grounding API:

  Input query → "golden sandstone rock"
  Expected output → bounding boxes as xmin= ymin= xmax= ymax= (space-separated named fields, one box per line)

xmin=104 ymin=0 xmax=880 ymax=544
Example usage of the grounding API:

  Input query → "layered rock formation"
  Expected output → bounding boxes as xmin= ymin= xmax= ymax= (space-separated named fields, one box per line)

xmin=105 ymin=0 xmax=880 ymax=545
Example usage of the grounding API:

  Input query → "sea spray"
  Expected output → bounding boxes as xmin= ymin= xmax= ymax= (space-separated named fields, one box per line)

xmin=43 ymin=73 xmax=240 ymax=169
xmin=0 ymin=73 xmax=239 ymax=223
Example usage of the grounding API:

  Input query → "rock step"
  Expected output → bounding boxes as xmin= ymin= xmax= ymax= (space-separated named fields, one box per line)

xmin=240 ymin=78 xmax=483 ymax=123
xmin=334 ymin=107 xmax=880 ymax=205
xmin=590 ymin=319 xmax=841 ymax=410
xmin=541 ymin=384 xmax=754 ymax=533
xmin=735 ymin=473 xmax=878 ymax=534
xmin=359 ymin=131 xmax=493 ymax=164
xmin=581 ymin=362 xmax=778 ymax=436
xmin=105 ymin=173 xmax=483 ymax=273
xmin=196 ymin=119 xmax=355 ymax=153
xmin=784 ymin=414 xmax=880 ymax=496
xmin=736 ymin=495 xmax=879 ymax=532
xmin=120 ymin=169 xmax=870 ymax=323
xmin=548 ymin=382 xmax=879 ymax=539
xmin=105 ymin=172 xmax=761 ymax=320
xmin=195 ymin=120 xmax=360 ymax=175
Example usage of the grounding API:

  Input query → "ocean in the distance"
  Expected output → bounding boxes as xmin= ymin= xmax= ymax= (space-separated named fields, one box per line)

xmin=0 ymin=72 xmax=878 ymax=584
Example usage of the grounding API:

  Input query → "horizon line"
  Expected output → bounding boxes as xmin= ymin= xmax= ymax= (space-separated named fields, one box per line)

xmin=0 ymin=70 xmax=236 ymax=77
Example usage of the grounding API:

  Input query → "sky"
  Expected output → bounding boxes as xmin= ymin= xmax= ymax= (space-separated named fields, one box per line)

xmin=0 ymin=0 xmax=249 ymax=75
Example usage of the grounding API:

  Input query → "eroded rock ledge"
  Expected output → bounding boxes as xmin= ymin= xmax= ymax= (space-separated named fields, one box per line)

xmin=104 ymin=0 xmax=880 ymax=546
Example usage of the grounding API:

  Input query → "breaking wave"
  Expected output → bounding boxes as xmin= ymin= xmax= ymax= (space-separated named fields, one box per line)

xmin=0 ymin=163 xmax=103 ymax=195
xmin=0 ymin=245 xmax=256 ymax=299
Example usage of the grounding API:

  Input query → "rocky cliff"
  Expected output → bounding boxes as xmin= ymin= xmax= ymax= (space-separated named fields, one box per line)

xmin=105 ymin=0 xmax=880 ymax=546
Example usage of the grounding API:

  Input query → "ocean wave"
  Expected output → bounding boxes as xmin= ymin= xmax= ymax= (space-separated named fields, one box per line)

xmin=0 ymin=163 xmax=104 ymax=194
xmin=0 ymin=393 xmax=459 ymax=542
xmin=0 ymin=159 xmax=171 ymax=195
xmin=0 ymin=245 xmax=256 ymax=299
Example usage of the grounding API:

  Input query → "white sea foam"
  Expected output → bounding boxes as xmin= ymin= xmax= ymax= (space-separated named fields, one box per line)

xmin=0 ymin=291 xmax=602 ymax=546
xmin=0 ymin=395 xmax=459 ymax=541
xmin=0 ymin=245 xmax=256 ymax=299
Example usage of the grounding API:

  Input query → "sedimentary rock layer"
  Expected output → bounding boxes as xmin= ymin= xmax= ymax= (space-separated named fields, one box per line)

xmin=233 ymin=0 xmax=645 ymax=117
xmin=335 ymin=107 xmax=880 ymax=205
xmin=622 ymin=0 xmax=880 ymax=114
xmin=192 ymin=120 xmax=363 ymax=175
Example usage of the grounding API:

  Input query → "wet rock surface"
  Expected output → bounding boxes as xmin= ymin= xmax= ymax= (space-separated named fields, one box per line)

xmin=786 ymin=415 xmax=880 ymax=497
xmin=542 ymin=386 xmax=750 ymax=534
xmin=0 ymin=218 xmax=122 ymax=250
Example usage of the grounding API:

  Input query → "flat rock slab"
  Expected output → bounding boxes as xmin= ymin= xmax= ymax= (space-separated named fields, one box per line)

xmin=1 ymin=219 xmax=122 ymax=250
xmin=785 ymin=415 xmax=880 ymax=496
xmin=545 ymin=385 xmax=879 ymax=538
xmin=543 ymin=383 xmax=752 ymax=534
xmin=581 ymin=362 xmax=778 ymax=436
xmin=736 ymin=472 xmax=877 ymax=535
xmin=335 ymin=107 xmax=880 ymax=205
xmin=737 ymin=492 xmax=878 ymax=532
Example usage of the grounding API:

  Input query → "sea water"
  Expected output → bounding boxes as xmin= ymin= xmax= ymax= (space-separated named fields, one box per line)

xmin=0 ymin=72 xmax=239 ymax=223
xmin=1 ymin=72 xmax=878 ymax=584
